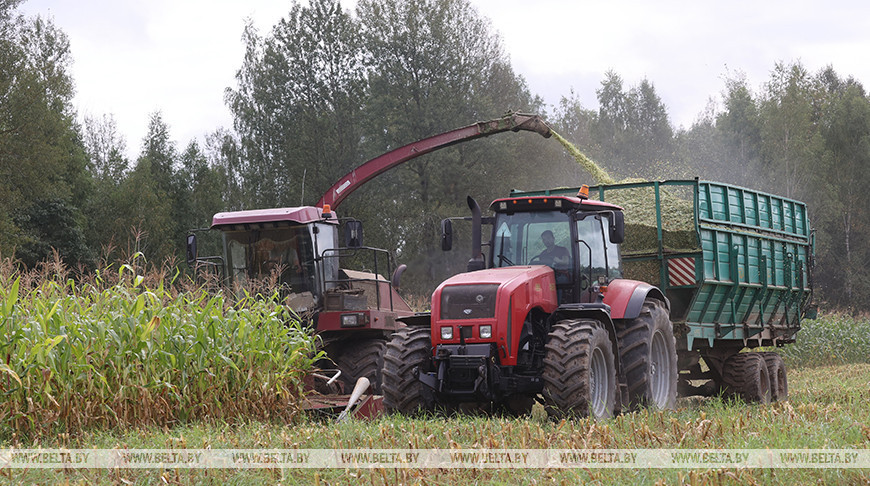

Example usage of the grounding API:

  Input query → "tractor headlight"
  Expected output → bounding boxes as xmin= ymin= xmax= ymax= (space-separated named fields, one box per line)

xmin=440 ymin=326 xmax=454 ymax=340
xmin=479 ymin=325 xmax=492 ymax=339
xmin=341 ymin=313 xmax=362 ymax=327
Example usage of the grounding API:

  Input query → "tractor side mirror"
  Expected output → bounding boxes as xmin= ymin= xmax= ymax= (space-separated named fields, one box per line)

xmin=609 ymin=211 xmax=625 ymax=244
xmin=441 ymin=219 xmax=453 ymax=251
xmin=345 ymin=220 xmax=364 ymax=248
xmin=186 ymin=234 xmax=198 ymax=266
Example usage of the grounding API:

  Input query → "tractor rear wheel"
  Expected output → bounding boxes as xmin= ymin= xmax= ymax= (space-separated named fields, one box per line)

xmin=722 ymin=352 xmax=771 ymax=404
xmin=331 ymin=337 xmax=386 ymax=394
xmin=759 ymin=352 xmax=788 ymax=401
xmin=542 ymin=319 xmax=616 ymax=419
xmin=382 ymin=327 xmax=434 ymax=414
xmin=617 ymin=299 xmax=678 ymax=411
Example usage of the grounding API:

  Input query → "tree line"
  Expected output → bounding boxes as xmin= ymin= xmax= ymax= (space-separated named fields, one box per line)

xmin=1 ymin=0 xmax=868 ymax=310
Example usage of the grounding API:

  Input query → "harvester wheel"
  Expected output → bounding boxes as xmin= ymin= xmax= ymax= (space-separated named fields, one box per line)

xmin=542 ymin=319 xmax=616 ymax=420
xmin=382 ymin=327 xmax=434 ymax=414
xmin=617 ymin=298 xmax=678 ymax=411
xmin=722 ymin=352 xmax=771 ymax=404
xmin=332 ymin=338 xmax=386 ymax=394
xmin=758 ymin=352 xmax=788 ymax=401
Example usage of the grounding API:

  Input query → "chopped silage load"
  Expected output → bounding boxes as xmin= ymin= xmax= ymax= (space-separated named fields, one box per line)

xmin=552 ymin=130 xmax=700 ymax=286
xmin=592 ymin=185 xmax=698 ymax=255
xmin=552 ymin=131 xmax=616 ymax=185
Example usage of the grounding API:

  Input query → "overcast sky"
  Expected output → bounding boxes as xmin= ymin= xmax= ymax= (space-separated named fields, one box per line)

xmin=19 ymin=0 xmax=870 ymax=160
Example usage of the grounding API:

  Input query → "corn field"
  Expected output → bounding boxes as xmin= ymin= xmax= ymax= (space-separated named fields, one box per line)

xmin=0 ymin=255 xmax=319 ymax=439
xmin=777 ymin=314 xmax=870 ymax=368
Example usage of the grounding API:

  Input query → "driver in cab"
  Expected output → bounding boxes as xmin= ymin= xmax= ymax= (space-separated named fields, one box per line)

xmin=535 ymin=230 xmax=569 ymax=268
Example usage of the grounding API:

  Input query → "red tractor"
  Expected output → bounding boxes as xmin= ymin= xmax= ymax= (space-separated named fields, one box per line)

xmin=382 ymin=187 xmax=678 ymax=418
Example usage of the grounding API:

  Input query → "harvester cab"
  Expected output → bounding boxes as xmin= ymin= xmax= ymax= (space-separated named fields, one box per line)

xmin=206 ymin=206 xmax=336 ymax=312
xmin=188 ymin=204 xmax=411 ymax=395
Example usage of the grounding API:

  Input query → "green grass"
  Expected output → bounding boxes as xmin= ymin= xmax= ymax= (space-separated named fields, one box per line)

xmin=2 ymin=364 xmax=868 ymax=485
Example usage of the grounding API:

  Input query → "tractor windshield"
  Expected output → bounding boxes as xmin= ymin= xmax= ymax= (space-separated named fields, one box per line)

xmin=223 ymin=226 xmax=316 ymax=296
xmin=492 ymin=210 xmax=573 ymax=279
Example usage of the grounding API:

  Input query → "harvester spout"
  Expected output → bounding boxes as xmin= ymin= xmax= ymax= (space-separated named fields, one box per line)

xmin=316 ymin=112 xmax=553 ymax=210
xmin=511 ymin=113 xmax=552 ymax=138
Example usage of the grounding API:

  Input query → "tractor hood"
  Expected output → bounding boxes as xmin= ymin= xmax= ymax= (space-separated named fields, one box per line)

xmin=437 ymin=265 xmax=553 ymax=289
xmin=432 ymin=266 xmax=558 ymax=323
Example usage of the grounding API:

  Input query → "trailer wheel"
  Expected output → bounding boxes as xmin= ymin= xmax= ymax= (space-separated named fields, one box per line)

xmin=617 ymin=299 xmax=677 ymax=411
xmin=758 ymin=352 xmax=788 ymax=401
xmin=332 ymin=338 xmax=386 ymax=394
xmin=542 ymin=319 xmax=616 ymax=419
xmin=382 ymin=327 xmax=434 ymax=414
xmin=722 ymin=352 xmax=771 ymax=404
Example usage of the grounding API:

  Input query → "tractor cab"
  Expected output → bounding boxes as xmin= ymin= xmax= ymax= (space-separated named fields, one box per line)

xmin=488 ymin=192 xmax=625 ymax=304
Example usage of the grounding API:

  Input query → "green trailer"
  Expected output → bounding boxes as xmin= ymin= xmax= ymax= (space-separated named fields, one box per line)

xmin=510 ymin=179 xmax=815 ymax=402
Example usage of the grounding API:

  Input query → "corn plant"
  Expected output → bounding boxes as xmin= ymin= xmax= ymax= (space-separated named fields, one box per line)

xmin=777 ymin=313 xmax=870 ymax=368
xmin=0 ymin=257 xmax=320 ymax=439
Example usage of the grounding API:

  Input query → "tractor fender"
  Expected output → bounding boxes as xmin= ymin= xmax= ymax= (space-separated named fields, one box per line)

xmin=603 ymin=279 xmax=669 ymax=320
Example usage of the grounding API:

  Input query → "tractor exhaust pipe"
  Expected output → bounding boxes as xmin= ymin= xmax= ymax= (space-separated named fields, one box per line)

xmin=467 ymin=196 xmax=485 ymax=272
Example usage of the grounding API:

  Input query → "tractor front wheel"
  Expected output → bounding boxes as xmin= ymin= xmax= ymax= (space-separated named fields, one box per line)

xmin=542 ymin=319 xmax=616 ymax=419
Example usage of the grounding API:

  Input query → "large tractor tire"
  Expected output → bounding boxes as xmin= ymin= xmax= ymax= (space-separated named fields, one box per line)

xmin=759 ymin=351 xmax=788 ymax=401
xmin=542 ymin=319 xmax=617 ymax=420
xmin=382 ymin=327 xmax=434 ymax=414
xmin=617 ymin=298 xmax=678 ymax=411
xmin=331 ymin=338 xmax=386 ymax=394
xmin=722 ymin=352 xmax=771 ymax=404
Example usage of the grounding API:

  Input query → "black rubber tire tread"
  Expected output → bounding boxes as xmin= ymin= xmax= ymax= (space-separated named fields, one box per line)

xmin=758 ymin=351 xmax=788 ymax=401
xmin=382 ymin=327 xmax=433 ymax=414
xmin=616 ymin=299 xmax=678 ymax=411
xmin=722 ymin=352 xmax=771 ymax=404
xmin=542 ymin=319 xmax=616 ymax=419
xmin=331 ymin=338 xmax=386 ymax=394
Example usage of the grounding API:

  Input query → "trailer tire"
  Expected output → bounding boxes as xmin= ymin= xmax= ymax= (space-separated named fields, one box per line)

xmin=617 ymin=299 xmax=678 ymax=411
xmin=382 ymin=327 xmax=434 ymax=414
xmin=723 ymin=352 xmax=771 ymax=404
xmin=759 ymin=352 xmax=788 ymax=401
xmin=542 ymin=319 xmax=616 ymax=420
xmin=332 ymin=338 xmax=385 ymax=394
